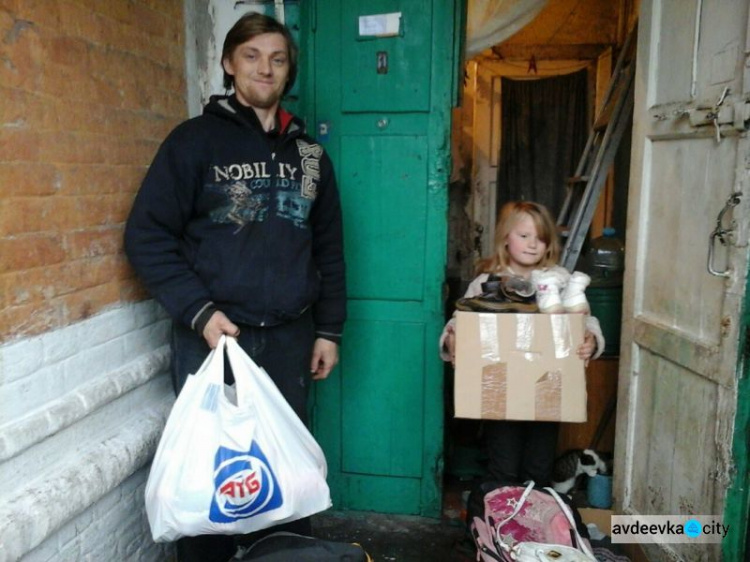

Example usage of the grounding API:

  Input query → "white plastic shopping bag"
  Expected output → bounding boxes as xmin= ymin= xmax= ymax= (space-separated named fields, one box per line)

xmin=145 ymin=336 xmax=331 ymax=542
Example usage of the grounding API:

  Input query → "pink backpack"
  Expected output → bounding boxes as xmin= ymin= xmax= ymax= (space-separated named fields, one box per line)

xmin=471 ymin=482 xmax=596 ymax=562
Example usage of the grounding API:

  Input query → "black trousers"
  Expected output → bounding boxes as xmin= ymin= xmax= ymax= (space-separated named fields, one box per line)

xmin=484 ymin=420 xmax=560 ymax=487
xmin=170 ymin=312 xmax=316 ymax=562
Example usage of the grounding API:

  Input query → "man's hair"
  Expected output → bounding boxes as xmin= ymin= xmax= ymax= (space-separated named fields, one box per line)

xmin=479 ymin=201 xmax=561 ymax=273
xmin=221 ymin=12 xmax=298 ymax=95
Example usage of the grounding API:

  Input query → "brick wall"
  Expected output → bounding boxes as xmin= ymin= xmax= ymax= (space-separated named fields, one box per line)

xmin=22 ymin=468 xmax=172 ymax=562
xmin=0 ymin=0 xmax=187 ymax=343
xmin=0 ymin=1 xmax=187 ymax=559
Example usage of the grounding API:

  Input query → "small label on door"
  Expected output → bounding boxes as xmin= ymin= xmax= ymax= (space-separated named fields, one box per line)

xmin=359 ymin=13 xmax=401 ymax=37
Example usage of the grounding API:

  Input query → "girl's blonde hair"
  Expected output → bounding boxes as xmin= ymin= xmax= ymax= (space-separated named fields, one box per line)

xmin=479 ymin=201 xmax=560 ymax=273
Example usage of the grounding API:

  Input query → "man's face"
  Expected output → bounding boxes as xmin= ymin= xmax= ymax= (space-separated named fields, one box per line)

xmin=223 ymin=32 xmax=290 ymax=110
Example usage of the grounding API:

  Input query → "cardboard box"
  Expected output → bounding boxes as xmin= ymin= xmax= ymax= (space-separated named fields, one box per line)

xmin=579 ymin=507 xmax=613 ymax=535
xmin=454 ymin=312 xmax=587 ymax=422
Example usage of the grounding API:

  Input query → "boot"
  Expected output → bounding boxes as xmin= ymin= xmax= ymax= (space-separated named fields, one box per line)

xmin=531 ymin=269 xmax=565 ymax=313
xmin=562 ymin=271 xmax=591 ymax=313
xmin=454 ymin=293 xmax=538 ymax=313
xmin=481 ymin=274 xmax=536 ymax=303
xmin=456 ymin=273 xmax=539 ymax=312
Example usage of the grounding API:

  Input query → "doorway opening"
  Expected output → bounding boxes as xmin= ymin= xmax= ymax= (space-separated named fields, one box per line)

xmin=443 ymin=0 xmax=637 ymax=523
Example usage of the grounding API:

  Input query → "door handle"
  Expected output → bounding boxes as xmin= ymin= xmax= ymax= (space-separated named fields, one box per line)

xmin=707 ymin=192 xmax=742 ymax=277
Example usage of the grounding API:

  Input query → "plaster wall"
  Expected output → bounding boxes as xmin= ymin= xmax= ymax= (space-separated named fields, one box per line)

xmin=0 ymin=303 xmax=174 ymax=561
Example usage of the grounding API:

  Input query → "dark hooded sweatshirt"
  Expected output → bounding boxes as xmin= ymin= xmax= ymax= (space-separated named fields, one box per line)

xmin=124 ymin=95 xmax=346 ymax=342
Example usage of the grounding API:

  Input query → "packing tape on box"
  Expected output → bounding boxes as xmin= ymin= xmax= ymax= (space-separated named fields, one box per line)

xmin=476 ymin=314 xmax=570 ymax=420
xmin=478 ymin=313 xmax=501 ymax=362
xmin=550 ymin=315 xmax=572 ymax=358
xmin=535 ymin=369 xmax=562 ymax=419
xmin=478 ymin=314 xmax=573 ymax=360
xmin=481 ymin=363 xmax=507 ymax=418
xmin=516 ymin=314 xmax=534 ymax=352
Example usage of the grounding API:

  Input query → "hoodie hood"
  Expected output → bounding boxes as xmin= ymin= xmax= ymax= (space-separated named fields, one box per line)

xmin=204 ymin=94 xmax=302 ymax=136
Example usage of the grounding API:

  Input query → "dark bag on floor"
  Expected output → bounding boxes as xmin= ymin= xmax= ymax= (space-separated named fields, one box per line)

xmin=233 ymin=532 xmax=372 ymax=561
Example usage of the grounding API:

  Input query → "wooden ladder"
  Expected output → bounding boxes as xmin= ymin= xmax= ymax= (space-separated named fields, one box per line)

xmin=557 ymin=24 xmax=638 ymax=271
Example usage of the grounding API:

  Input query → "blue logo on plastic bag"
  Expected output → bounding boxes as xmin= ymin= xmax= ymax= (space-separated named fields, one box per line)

xmin=209 ymin=441 xmax=283 ymax=523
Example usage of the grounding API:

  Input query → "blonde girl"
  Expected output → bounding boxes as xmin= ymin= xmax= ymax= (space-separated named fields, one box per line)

xmin=440 ymin=201 xmax=603 ymax=486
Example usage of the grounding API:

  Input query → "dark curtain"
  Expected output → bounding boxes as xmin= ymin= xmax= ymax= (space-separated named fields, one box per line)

xmin=496 ymin=70 xmax=588 ymax=219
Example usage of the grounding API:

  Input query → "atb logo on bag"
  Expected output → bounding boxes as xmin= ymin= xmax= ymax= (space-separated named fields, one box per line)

xmin=209 ymin=441 xmax=283 ymax=523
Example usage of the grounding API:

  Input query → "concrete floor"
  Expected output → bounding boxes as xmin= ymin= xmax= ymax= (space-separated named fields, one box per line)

xmin=311 ymin=510 xmax=473 ymax=562
xmin=310 ymin=475 xmax=476 ymax=562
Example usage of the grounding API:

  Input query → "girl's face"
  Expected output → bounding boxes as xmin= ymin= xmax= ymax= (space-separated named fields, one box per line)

xmin=505 ymin=213 xmax=547 ymax=275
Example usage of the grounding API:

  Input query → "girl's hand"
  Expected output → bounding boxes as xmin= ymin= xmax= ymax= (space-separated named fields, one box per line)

xmin=577 ymin=330 xmax=596 ymax=365
xmin=445 ymin=328 xmax=457 ymax=366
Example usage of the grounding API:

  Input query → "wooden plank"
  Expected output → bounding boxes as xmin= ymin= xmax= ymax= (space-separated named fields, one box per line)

xmin=340 ymin=474 xmax=422 ymax=514
xmin=627 ymin=349 xmax=656 ymax=513
xmin=633 ymin=318 xmax=730 ymax=387
xmin=340 ymin=135 xmax=428 ymax=302
xmin=667 ymin=362 xmax=718 ymax=515
xmin=341 ymin=319 xmax=425 ymax=477
xmin=643 ymin=353 xmax=678 ymax=515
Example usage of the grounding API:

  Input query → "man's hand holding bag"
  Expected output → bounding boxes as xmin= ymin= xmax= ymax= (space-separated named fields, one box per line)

xmin=145 ymin=336 xmax=332 ymax=542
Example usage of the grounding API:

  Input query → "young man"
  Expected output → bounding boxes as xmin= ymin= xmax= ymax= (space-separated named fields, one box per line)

xmin=125 ymin=13 xmax=346 ymax=562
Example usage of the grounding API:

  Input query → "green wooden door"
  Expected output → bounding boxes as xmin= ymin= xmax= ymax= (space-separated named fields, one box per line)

xmin=300 ymin=0 xmax=460 ymax=516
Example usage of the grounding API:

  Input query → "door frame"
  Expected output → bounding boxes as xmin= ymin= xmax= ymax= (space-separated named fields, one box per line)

xmin=723 ymin=269 xmax=750 ymax=560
